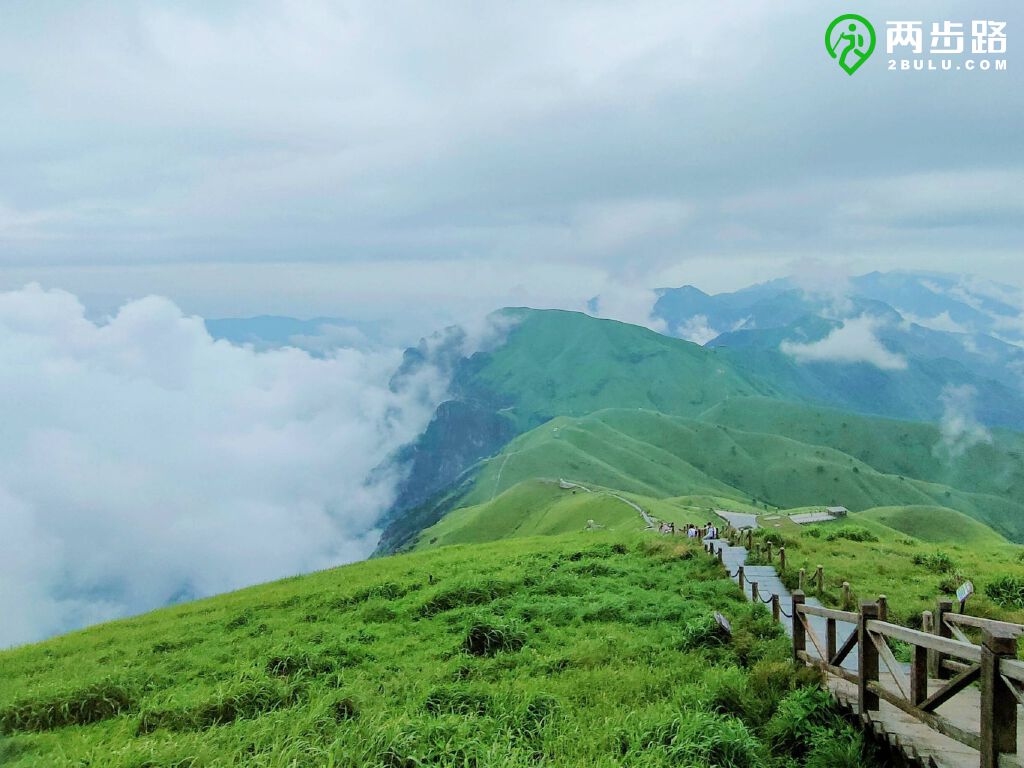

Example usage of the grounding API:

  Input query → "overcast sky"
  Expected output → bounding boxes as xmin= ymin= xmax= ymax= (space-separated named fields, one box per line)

xmin=0 ymin=1 xmax=1021 ymax=331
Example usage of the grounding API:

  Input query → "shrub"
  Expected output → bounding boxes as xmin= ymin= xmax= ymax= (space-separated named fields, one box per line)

xmin=462 ymin=621 xmax=526 ymax=656
xmin=0 ymin=679 xmax=138 ymax=733
xmin=678 ymin=616 xmax=730 ymax=651
xmin=764 ymin=687 xmax=841 ymax=758
xmin=912 ymin=551 xmax=957 ymax=573
xmin=985 ymin=576 xmax=1024 ymax=609
xmin=825 ymin=527 xmax=878 ymax=543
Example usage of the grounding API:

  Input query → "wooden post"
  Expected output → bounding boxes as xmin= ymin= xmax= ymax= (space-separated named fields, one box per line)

xmin=798 ymin=568 xmax=806 ymax=591
xmin=750 ymin=581 xmax=759 ymax=604
xmin=771 ymin=593 xmax=780 ymax=623
xmin=826 ymin=618 xmax=837 ymax=662
xmin=779 ymin=547 xmax=786 ymax=572
xmin=935 ymin=599 xmax=953 ymax=680
xmin=815 ymin=565 xmax=824 ymax=593
xmin=980 ymin=628 xmax=1017 ymax=768
xmin=858 ymin=601 xmax=880 ymax=714
xmin=841 ymin=582 xmax=851 ymax=610
xmin=792 ymin=591 xmax=806 ymax=661
xmin=910 ymin=641 xmax=928 ymax=706
xmin=737 ymin=566 xmax=745 ymax=591
xmin=877 ymin=595 xmax=888 ymax=623
xmin=717 ymin=547 xmax=724 ymax=565
xmin=922 ymin=610 xmax=938 ymax=678
xmin=746 ymin=529 xmax=752 ymax=549
xmin=766 ymin=542 xmax=773 ymax=562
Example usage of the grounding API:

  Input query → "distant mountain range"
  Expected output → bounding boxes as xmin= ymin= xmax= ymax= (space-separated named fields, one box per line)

xmin=202 ymin=271 xmax=1024 ymax=551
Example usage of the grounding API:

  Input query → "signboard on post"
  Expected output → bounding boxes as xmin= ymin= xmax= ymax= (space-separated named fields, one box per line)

xmin=956 ymin=581 xmax=974 ymax=611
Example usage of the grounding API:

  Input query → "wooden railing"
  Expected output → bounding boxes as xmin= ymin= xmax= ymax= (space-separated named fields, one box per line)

xmin=790 ymin=592 xmax=1023 ymax=768
xmin=703 ymin=533 xmax=1023 ymax=767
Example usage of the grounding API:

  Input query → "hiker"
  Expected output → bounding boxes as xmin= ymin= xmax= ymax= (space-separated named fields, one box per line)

xmin=669 ymin=522 xmax=675 ymax=535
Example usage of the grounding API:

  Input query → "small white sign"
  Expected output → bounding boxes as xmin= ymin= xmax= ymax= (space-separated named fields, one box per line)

xmin=956 ymin=581 xmax=975 ymax=603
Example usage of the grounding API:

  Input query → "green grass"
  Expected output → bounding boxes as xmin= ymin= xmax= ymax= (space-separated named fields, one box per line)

xmin=414 ymin=479 xmax=735 ymax=550
xmin=0 ymin=532 xmax=877 ymax=767
xmin=445 ymin=408 xmax=1024 ymax=542
xmin=855 ymin=505 xmax=1006 ymax=546
xmin=743 ymin=513 xmax=1024 ymax=631
xmin=462 ymin=309 xmax=782 ymax=434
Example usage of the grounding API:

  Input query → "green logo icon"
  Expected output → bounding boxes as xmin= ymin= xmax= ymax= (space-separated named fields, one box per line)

xmin=826 ymin=14 xmax=876 ymax=75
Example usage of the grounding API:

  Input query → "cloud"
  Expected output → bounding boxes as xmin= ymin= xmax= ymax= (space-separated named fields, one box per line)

xmin=675 ymin=314 xmax=719 ymax=345
xmin=901 ymin=310 xmax=971 ymax=334
xmin=0 ymin=284 xmax=446 ymax=647
xmin=780 ymin=316 xmax=907 ymax=371
xmin=934 ymin=384 xmax=993 ymax=459
xmin=588 ymin=283 xmax=665 ymax=332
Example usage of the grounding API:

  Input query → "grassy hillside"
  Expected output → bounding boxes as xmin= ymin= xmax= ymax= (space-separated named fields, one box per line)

xmin=702 ymin=397 xmax=1024 ymax=506
xmin=379 ymin=309 xmax=786 ymax=552
xmin=0 ymin=533 xmax=875 ymax=768
xmin=448 ymin=409 xmax=1024 ymax=542
xmin=460 ymin=309 xmax=782 ymax=432
xmin=745 ymin=514 xmax=1024 ymax=630
xmin=856 ymin=505 xmax=1006 ymax=546
xmin=415 ymin=479 xmax=737 ymax=550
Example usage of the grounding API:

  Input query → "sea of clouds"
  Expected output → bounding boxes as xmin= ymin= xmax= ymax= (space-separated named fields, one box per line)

xmin=0 ymin=285 xmax=449 ymax=647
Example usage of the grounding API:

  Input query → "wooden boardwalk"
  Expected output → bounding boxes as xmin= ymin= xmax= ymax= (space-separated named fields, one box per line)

xmin=707 ymin=536 xmax=1024 ymax=768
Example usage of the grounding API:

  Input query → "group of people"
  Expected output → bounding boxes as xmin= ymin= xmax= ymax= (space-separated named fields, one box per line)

xmin=657 ymin=521 xmax=720 ymax=539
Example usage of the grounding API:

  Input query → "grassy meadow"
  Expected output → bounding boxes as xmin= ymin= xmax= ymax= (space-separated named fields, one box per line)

xmin=0 ymin=532 xmax=878 ymax=768
xmin=745 ymin=507 xmax=1024 ymax=631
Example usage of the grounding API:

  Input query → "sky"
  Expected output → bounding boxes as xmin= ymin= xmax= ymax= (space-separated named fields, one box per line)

xmin=0 ymin=0 xmax=1021 ymax=332
xmin=0 ymin=1 xmax=1021 ymax=646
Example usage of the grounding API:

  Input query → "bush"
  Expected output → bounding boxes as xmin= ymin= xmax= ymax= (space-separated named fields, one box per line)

xmin=825 ymin=527 xmax=878 ymax=543
xmin=912 ymin=551 xmax=957 ymax=574
xmin=0 ymin=679 xmax=138 ymax=733
xmin=678 ymin=616 xmax=731 ymax=651
xmin=985 ymin=576 xmax=1024 ymax=609
xmin=764 ymin=687 xmax=842 ymax=758
xmin=462 ymin=621 xmax=526 ymax=656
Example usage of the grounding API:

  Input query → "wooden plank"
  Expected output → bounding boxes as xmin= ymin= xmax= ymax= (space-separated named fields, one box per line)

xmin=1001 ymin=658 xmax=1024 ymax=684
xmin=867 ymin=681 xmax=981 ymax=751
xmin=1001 ymin=675 xmax=1024 ymax=707
xmin=831 ymin=628 xmax=858 ymax=667
xmin=919 ymin=663 xmax=980 ymax=713
xmin=866 ymin=620 xmax=982 ymax=662
xmin=800 ymin=612 xmax=828 ymax=661
xmin=799 ymin=603 xmax=859 ymax=622
xmin=869 ymin=630 xmax=909 ymax=700
xmin=945 ymin=612 xmax=1024 ymax=635
xmin=944 ymin=619 xmax=972 ymax=644
xmin=797 ymin=650 xmax=858 ymax=684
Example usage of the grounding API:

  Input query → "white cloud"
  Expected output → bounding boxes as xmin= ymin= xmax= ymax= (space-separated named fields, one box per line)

xmin=589 ymin=283 xmax=666 ymax=333
xmin=675 ymin=314 xmax=719 ymax=345
xmin=780 ymin=316 xmax=907 ymax=371
xmin=901 ymin=310 xmax=971 ymax=335
xmin=0 ymin=284 xmax=446 ymax=647
xmin=934 ymin=384 xmax=993 ymax=459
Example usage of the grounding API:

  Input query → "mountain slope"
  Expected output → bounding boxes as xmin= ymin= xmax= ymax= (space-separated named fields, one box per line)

xmin=380 ymin=308 xmax=786 ymax=548
xmin=416 ymin=408 xmax=1024 ymax=544
xmin=0 ymin=531 xmax=867 ymax=767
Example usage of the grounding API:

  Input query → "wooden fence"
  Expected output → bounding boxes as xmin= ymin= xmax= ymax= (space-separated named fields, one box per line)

xmin=704 ymin=530 xmax=1024 ymax=768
